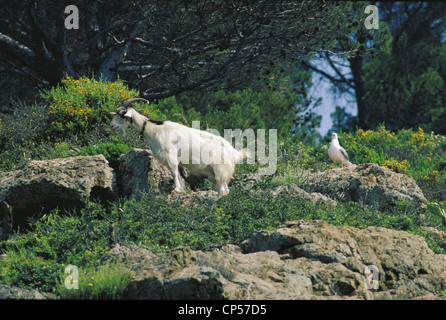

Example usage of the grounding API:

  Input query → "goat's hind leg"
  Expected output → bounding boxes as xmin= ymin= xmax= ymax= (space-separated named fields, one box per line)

xmin=170 ymin=163 xmax=186 ymax=193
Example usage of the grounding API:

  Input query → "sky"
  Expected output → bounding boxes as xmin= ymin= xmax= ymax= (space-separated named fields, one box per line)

xmin=307 ymin=58 xmax=357 ymax=138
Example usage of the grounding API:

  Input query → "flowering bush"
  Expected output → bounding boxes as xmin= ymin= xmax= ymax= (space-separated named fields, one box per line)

xmin=381 ymin=159 xmax=410 ymax=173
xmin=40 ymin=76 xmax=162 ymax=140
xmin=337 ymin=125 xmax=446 ymax=200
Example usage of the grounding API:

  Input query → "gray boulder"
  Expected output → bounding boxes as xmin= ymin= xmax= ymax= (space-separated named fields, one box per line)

xmin=270 ymin=183 xmax=338 ymax=206
xmin=117 ymin=148 xmax=174 ymax=197
xmin=0 ymin=154 xmax=116 ymax=228
xmin=0 ymin=284 xmax=49 ymax=300
xmin=301 ymin=163 xmax=427 ymax=210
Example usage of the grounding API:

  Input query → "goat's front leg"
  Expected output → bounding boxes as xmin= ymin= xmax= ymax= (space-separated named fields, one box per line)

xmin=215 ymin=180 xmax=229 ymax=195
xmin=171 ymin=166 xmax=185 ymax=193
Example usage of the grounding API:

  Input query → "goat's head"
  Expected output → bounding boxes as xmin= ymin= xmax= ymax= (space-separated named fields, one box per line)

xmin=110 ymin=98 xmax=149 ymax=133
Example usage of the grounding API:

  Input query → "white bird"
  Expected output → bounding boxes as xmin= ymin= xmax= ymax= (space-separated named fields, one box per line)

xmin=328 ymin=132 xmax=352 ymax=166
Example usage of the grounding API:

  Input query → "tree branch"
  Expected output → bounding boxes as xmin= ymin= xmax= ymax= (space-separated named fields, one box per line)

xmin=324 ymin=52 xmax=355 ymax=90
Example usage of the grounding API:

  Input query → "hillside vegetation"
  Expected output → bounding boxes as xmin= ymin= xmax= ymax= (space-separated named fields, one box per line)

xmin=1 ymin=77 xmax=445 ymax=299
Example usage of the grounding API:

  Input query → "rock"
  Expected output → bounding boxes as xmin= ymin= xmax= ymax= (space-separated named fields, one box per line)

xmin=232 ymin=173 xmax=263 ymax=191
xmin=167 ymin=190 xmax=222 ymax=206
xmin=117 ymin=149 xmax=174 ymax=197
xmin=115 ymin=245 xmax=314 ymax=300
xmin=0 ymin=284 xmax=48 ymax=300
xmin=112 ymin=220 xmax=446 ymax=300
xmin=118 ymin=148 xmax=225 ymax=197
xmin=232 ymin=175 xmax=338 ymax=206
xmin=241 ymin=220 xmax=446 ymax=299
xmin=0 ymin=155 xmax=117 ymax=228
xmin=301 ymin=163 xmax=427 ymax=210
xmin=0 ymin=202 xmax=12 ymax=240
xmin=271 ymin=183 xmax=337 ymax=206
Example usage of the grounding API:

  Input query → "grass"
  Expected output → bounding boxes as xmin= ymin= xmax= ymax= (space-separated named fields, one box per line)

xmin=55 ymin=264 xmax=132 ymax=300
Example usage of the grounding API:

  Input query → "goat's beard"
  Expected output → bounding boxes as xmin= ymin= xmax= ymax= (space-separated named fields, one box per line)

xmin=110 ymin=126 xmax=127 ymax=136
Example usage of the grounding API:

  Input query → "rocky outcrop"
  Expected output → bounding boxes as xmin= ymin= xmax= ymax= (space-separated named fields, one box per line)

xmin=231 ymin=164 xmax=426 ymax=210
xmin=118 ymin=148 xmax=213 ymax=198
xmin=0 ymin=284 xmax=49 ymax=300
xmin=0 ymin=155 xmax=116 ymax=228
xmin=117 ymin=148 xmax=174 ymax=197
xmin=270 ymin=183 xmax=338 ymax=206
xmin=111 ymin=220 xmax=446 ymax=300
xmin=301 ymin=163 xmax=427 ymax=210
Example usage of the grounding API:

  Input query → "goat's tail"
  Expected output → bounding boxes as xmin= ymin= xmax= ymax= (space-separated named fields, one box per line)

xmin=235 ymin=148 xmax=250 ymax=164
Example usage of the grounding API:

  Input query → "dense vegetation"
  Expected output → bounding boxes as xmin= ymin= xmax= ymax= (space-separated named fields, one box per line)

xmin=0 ymin=76 xmax=446 ymax=299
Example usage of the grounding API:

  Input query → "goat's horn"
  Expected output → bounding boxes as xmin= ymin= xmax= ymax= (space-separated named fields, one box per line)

xmin=122 ymin=98 xmax=150 ymax=107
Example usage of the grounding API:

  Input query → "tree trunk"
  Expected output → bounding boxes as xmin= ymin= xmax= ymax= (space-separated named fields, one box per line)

xmin=349 ymin=54 xmax=366 ymax=129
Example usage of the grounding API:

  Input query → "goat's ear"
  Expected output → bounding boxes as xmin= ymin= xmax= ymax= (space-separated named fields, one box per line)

xmin=124 ymin=109 xmax=133 ymax=119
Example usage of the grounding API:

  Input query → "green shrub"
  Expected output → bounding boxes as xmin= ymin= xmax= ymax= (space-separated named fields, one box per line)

xmin=76 ymin=138 xmax=132 ymax=168
xmin=0 ymin=247 xmax=63 ymax=292
xmin=40 ymin=76 xmax=135 ymax=139
xmin=113 ymin=189 xmax=311 ymax=251
xmin=0 ymin=103 xmax=51 ymax=171
xmin=40 ymin=76 xmax=163 ymax=141
xmin=55 ymin=264 xmax=132 ymax=300
xmin=29 ymin=206 xmax=112 ymax=267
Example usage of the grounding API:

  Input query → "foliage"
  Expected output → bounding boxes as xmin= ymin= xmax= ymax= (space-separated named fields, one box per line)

xmin=0 ymin=246 xmax=63 ymax=292
xmin=330 ymin=106 xmax=358 ymax=134
xmin=0 ymin=103 xmax=52 ymax=171
xmin=362 ymin=23 xmax=446 ymax=133
xmin=29 ymin=206 xmax=113 ymax=267
xmin=154 ymin=64 xmax=322 ymax=148
xmin=40 ymin=76 xmax=139 ymax=140
xmin=75 ymin=138 xmax=132 ymax=169
xmin=1 ymin=1 xmax=362 ymax=101
xmin=55 ymin=264 xmax=132 ymax=300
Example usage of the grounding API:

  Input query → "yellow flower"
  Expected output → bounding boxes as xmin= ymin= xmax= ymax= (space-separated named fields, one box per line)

xmin=431 ymin=170 xmax=440 ymax=182
xmin=382 ymin=159 xmax=409 ymax=173
xmin=88 ymin=283 xmax=94 ymax=287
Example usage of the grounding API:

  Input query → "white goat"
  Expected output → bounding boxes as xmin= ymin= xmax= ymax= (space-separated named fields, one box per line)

xmin=110 ymin=98 xmax=248 ymax=195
